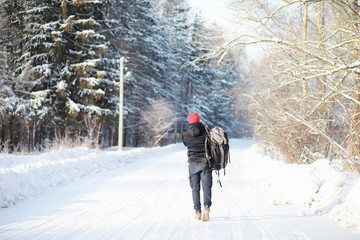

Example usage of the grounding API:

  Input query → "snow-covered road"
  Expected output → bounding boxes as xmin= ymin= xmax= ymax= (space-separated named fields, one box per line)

xmin=1 ymin=141 xmax=360 ymax=240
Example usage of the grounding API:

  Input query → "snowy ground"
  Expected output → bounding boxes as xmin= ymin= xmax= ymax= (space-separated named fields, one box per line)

xmin=0 ymin=139 xmax=360 ymax=239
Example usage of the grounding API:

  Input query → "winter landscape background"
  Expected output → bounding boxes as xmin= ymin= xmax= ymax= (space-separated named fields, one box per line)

xmin=1 ymin=0 xmax=360 ymax=239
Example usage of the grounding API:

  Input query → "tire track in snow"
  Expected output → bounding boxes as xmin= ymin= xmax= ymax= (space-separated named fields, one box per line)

xmin=107 ymin=148 xmax=190 ymax=240
xmin=222 ymin=178 xmax=308 ymax=240
xmin=293 ymin=232 xmax=310 ymax=240
xmin=223 ymin=183 xmax=274 ymax=239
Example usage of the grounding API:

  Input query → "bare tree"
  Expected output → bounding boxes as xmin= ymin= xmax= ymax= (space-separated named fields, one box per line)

xmin=141 ymin=98 xmax=176 ymax=147
xmin=83 ymin=114 xmax=102 ymax=150
xmin=202 ymin=0 xmax=360 ymax=172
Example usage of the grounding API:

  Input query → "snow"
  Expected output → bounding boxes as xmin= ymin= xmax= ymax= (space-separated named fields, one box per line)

xmin=56 ymin=80 xmax=67 ymax=92
xmin=74 ymin=18 xmax=100 ymax=27
xmin=66 ymin=98 xmax=80 ymax=115
xmin=234 ymin=143 xmax=360 ymax=229
xmin=32 ymin=63 xmax=52 ymax=77
xmin=0 ymin=147 xmax=158 ymax=208
xmin=75 ymin=30 xmax=105 ymax=41
xmin=30 ymin=90 xmax=50 ymax=109
xmin=93 ymin=44 xmax=107 ymax=51
xmin=60 ymin=15 xmax=75 ymax=30
xmin=70 ymin=59 xmax=101 ymax=70
xmin=80 ymin=77 xmax=99 ymax=86
xmin=0 ymin=139 xmax=360 ymax=239
xmin=83 ymin=0 xmax=102 ymax=4
xmin=83 ymin=104 xmax=106 ymax=116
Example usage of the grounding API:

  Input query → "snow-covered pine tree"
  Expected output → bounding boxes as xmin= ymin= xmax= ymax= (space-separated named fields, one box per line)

xmin=16 ymin=0 xmax=65 ymax=151
xmin=0 ymin=0 xmax=15 ymax=150
xmin=205 ymin=62 xmax=237 ymax=132
xmin=157 ymin=0 xmax=199 ymax=132
xmin=169 ymin=12 xmax=238 ymax=133
xmin=189 ymin=23 xmax=239 ymax=132
xmin=109 ymin=0 xmax=173 ymax=146
xmin=59 ymin=0 xmax=118 ymax=145
xmin=0 ymin=0 xmax=37 ymax=152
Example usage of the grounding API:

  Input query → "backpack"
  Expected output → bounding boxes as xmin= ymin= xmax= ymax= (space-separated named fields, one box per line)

xmin=204 ymin=125 xmax=230 ymax=186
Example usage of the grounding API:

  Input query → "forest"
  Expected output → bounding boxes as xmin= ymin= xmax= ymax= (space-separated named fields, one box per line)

xmin=0 ymin=0 xmax=243 ymax=152
xmin=2 ymin=0 xmax=360 ymax=174
xmin=211 ymin=0 xmax=360 ymax=172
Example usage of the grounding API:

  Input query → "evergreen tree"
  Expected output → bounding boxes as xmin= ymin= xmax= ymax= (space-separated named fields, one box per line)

xmin=58 ymin=0 xmax=118 ymax=143
xmin=177 ymin=13 xmax=238 ymax=131
xmin=157 ymin=0 xmax=199 ymax=132
xmin=110 ymin=0 xmax=174 ymax=146
xmin=18 ymin=0 xmax=64 ymax=150
xmin=0 ymin=0 xmax=30 ymax=152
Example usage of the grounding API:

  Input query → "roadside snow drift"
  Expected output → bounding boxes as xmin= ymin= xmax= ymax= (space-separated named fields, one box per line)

xmin=233 ymin=142 xmax=360 ymax=230
xmin=0 ymin=146 xmax=168 ymax=208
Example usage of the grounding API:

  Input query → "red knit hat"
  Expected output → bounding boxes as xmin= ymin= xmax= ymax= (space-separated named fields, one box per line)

xmin=187 ymin=112 xmax=200 ymax=124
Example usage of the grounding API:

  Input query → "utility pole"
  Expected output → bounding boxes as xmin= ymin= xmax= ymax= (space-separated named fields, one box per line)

xmin=118 ymin=57 xmax=131 ymax=151
xmin=118 ymin=57 xmax=124 ymax=151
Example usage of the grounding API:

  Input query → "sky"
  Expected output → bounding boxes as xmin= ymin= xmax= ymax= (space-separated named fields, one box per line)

xmin=187 ymin=0 xmax=234 ymax=29
xmin=187 ymin=0 xmax=264 ymax=61
xmin=187 ymin=0 xmax=261 ymax=61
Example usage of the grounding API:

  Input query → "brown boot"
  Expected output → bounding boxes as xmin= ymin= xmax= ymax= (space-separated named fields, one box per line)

xmin=194 ymin=211 xmax=201 ymax=220
xmin=202 ymin=206 xmax=210 ymax=222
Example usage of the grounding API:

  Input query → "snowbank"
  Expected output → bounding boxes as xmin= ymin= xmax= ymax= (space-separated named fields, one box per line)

xmin=231 ymin=139 xmax=360 ymax=231
xmin=0 ymin=145 xmax=172 ymax=208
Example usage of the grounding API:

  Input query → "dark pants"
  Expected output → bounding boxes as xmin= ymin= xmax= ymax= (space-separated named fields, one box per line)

xmin=189 ymin=162 xmax=213 ymax=212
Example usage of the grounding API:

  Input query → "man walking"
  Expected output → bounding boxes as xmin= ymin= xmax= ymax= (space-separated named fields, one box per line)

xmin=182 ymin=112 xmax=213 ymax=221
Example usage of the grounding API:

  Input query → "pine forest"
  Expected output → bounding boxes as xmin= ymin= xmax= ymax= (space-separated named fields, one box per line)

xmin=0 ymin=0 xmax=242 ymax=152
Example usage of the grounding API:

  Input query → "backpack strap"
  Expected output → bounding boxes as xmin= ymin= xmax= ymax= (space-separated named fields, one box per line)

xmin=225 ymin=131 xmax=230 ymax=164
xmin=204 ymin=124 xmax=211 ymax=135
xmin=204 ymin=124 xmax=211 ymax=162
xmin=215 ymin=170 xmax=222 ymax=187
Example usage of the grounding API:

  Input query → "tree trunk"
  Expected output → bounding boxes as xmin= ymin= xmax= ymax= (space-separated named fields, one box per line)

xmin=8 ymin=117 xmax=14 ymax=153
xmin=16 ymin=124 xmax=21 ymax=152
xmin=123 ymin=124 xmax=127 ymax=147
xmin=33 ymin=120 xmax=36 ymax=150
xmin=27 ymin=121 xmax=31 ymax=153
xmin=302 ymin=2 xmax=308 ymax=111
xmin=0 ymin=120 xmax=4 ymax=151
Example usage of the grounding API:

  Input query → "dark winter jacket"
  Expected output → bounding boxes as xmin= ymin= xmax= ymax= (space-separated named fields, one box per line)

xmin=182 ymin=122 xmax=206 ymax=163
